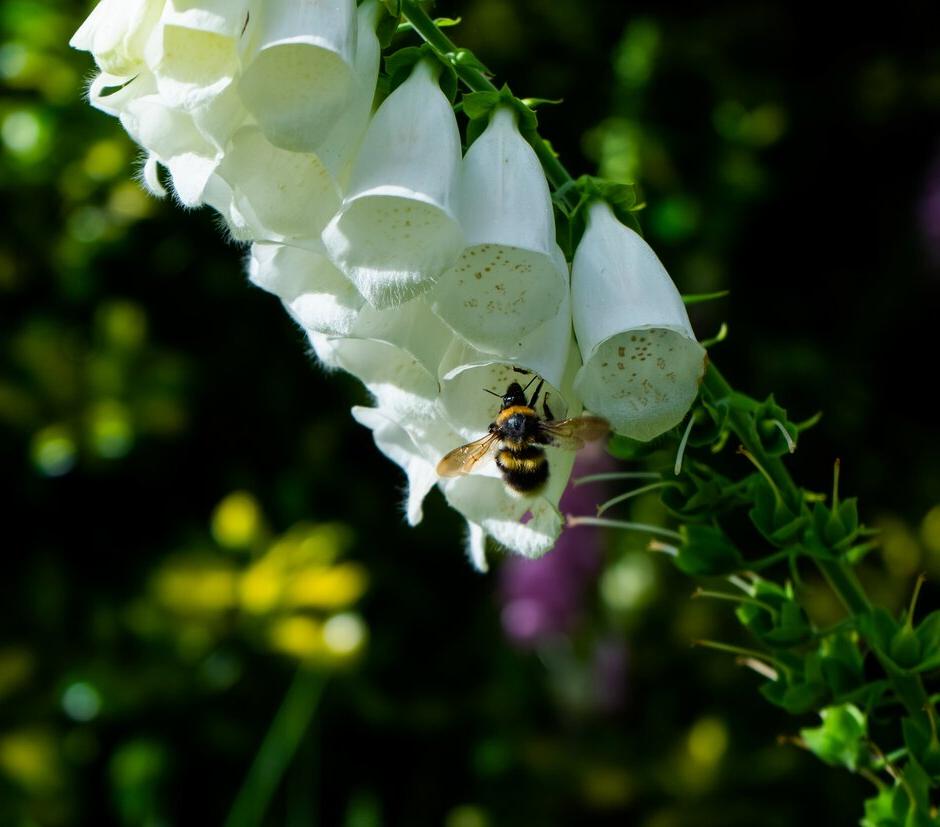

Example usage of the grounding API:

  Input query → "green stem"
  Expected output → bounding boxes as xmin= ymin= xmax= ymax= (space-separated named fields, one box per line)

xmin=399 ymin=0 xmax=579 ymax=207
xmin=225 ymin=667 xmax=327 ymax=827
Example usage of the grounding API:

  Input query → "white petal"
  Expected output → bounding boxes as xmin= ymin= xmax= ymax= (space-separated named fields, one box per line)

xmin=326 ymin=299 xmax=453 ymax=400
xmin=443 ymin=469 xmax=570 ymax=560
xmin=322 ymin=60 xmax=464 ymax=308
xmin=141 ymin=152 xmax=166 ymax=197
xmin=430 ymin=108 xmax=566 ymax=350
xmin=249 ymin=242 xmax=364 ymax=336
xmin=437 ymin=297 xmax=578 ymax=442
xmin=166 ymin=152 xmax=217 ymax=205
xmin=572 ymin=202 xmax=706 ymax=440
xmin=119 ymin=91 xmax=220 ymax=204
xmin=238 ymin=0 xmax=357 ymax=152
xmin=144 ymin=1 xmax=248 ymax=112
xmin=465 ymin=520 xmax=488 ymax=572
xmin=87 ymin=70 xmax=154 ymax=117
xmin=431 ymin=244 xmax=568 ymax=355
xmin=70 ymin=0 xmax=164 ymax=76
xmin=351 ymin=404 xmax=438 ymax=526
xmin=315 ymin=0 xmax=382 ymax=184
xmin=204 ymin=126 xmax=341 ymax=242
xmin=306 ymin=330 xmax=341 ymax=370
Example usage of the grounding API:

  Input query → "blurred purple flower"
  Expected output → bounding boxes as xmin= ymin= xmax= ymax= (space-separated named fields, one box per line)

xmin=920 ymin=149 xmax=940 ymax=266
xmin=498 ymin=443 xmax=612 ymax=648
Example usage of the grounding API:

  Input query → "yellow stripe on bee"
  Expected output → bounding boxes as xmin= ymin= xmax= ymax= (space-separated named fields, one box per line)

xmin=495 ymin=405 xmax=535 ymax=425
xmin=497 ymin=451 xmax=546 ymax=473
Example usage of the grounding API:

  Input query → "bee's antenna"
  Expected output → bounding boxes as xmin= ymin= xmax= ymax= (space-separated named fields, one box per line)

xmin=482 ymin=387 xmax=501 ymax=398
xmin=521 ymin=374 xmax=539 ymax=395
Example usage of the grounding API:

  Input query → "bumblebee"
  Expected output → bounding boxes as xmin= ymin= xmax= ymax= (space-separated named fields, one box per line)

xmin=436 ymin=376 xmax=610 ymax=495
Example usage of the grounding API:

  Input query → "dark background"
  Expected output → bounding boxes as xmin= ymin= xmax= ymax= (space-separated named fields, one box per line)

xmin=1 ymin=0 xmax=939 ymax=824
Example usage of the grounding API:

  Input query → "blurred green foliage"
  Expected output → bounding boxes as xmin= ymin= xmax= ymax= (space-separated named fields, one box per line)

xmin=2 ymin=0 xmax=940 ymax=825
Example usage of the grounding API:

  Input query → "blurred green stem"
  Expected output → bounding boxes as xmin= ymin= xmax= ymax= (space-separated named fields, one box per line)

xmin=225 ymin=667 xmax=327 ymax=827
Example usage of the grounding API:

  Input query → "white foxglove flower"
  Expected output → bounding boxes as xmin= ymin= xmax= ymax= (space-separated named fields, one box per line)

xmin=430 ymin=107 xmax=568 ymax=352
xmin=143 ymin=1 xmax=250 ymax=113
xmin=351 ymin=382 xmax=573 ymax=568
xmin=438 ymin=293 xmax=577 ymax=441
xmin=322 ymin=60 xmax=464 ymax=309
xmin=571 ymin=201 xmax=706 ymax=441
xmin=70 ymin=0 xmax=164 ymax=76
xmin=249 ymin=243 xmax=364 ymax=336
xmin=239 ymin=0 xmax=358 ymax=153
xmin=204 ymin=126 xmax=341 ymax=242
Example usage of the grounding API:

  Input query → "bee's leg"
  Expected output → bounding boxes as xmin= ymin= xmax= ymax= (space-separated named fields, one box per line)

xmin=511 ymin=366 xmax=531 ymax=375
xmin=542 ymin=393 xmax=555 ymax=421
xmin=528 ymin=378 xmax=545 ymax=409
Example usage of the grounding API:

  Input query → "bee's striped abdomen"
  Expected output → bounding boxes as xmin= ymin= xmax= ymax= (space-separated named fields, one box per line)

xmin=496 ymin=445 xmax=549 ymax=494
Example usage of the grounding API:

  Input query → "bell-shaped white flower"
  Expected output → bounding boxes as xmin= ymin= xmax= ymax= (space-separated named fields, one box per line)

xmin=238 ymin=0 xmax=358 ymax=153
xmin=70 ymin=0 xmax=164 ymax=76
xmin=249 ymin=243 xmax=364 ymax=336
xmin=571 ymin=201 xmax=706 ymax=441
xmin=204 ymin=126 xmax=341 ymax=242
xmin=143 ymin=1 xmax=250 ymax=114
xmin=350 ymin=382 xmax=573 ymax=568
xmin=430 ymin=107 xmax=568 ymax=353
xmin=322 ymin=60 xmax=464 ymax=309
xmin=438 ymin=293 xmax=577 ymax=441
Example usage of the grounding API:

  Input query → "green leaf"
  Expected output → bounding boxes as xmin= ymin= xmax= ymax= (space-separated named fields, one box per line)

xmin=858 ymin=608 xmax=900 ymax=654
xmin=914 ymin=611 xmax=940 ymax=672
xmin=682 ymin=290 xmax=730 ymax=306
xmin=861 ymin=786 xmax=904 ymax=827
xmin=819 ymin=630 xmax=864 ymax=696
xmin=675 ymin=524 xmax=744 ymax=576
xmin=748 ymin=477 xmax=806 ymax=546
xmin=799 ymin=703 xmax=867 ymax=771
xmin=902 ymin=717 xmax=940 ymax=779
xmin=889 ymin=625 xmax=922 ymax=670
xmin=385 ymin=45 xmax=458 ymax=101
xmin=461 ymin=90 xmax=500 ymax=120
xmin=450 ymin=48 xmax=492 ymax=75
xmin=811 ymin=498 xmax=861 ymax=551
xmin=573 ymin=175 xmax=644 ymax=234
xmin=660 ymin=463 xmax=749 ymax=521
xmin=754 ymin=395 xmax=799 ymax=457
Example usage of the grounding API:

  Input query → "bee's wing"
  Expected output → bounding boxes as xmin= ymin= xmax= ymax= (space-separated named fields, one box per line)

xmin=539 ymin=417 xmax=610 ymax=450
xmin=436 ymin=432 xmax=500 ymax=477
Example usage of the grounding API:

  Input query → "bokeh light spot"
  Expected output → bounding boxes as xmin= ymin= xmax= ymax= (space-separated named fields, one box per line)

xmin=444 ymin=804 xmax=490 ymax=827
xmin=687 ymin=716 xmax=728 ymax=768
xmin=322 ymin=613 xmax=367 ymax=657
xmin=31 ymin=425 xmax=76 ymax=477
xmin=921 ymin=505 xmax=940 ymax=555
xmin=62 ymin=682 xmax=102 ymax=722
xmin=601 ymin=552 xmax=656 ymax=611
xmin=89 ymin=400 xmax=134 ymax=459
xmin=212 ymin=491 xmax=263 ymax=550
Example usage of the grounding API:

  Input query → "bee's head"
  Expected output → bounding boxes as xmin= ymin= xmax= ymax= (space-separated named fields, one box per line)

xmin=501 ymin=382 xmax=527 ymax=409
